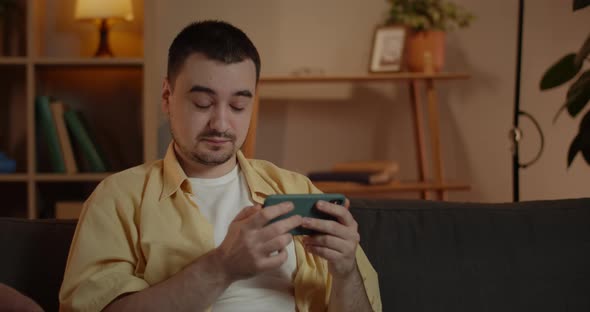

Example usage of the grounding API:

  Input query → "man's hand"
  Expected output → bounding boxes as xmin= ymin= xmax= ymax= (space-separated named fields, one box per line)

xmin=214 ymin=202 xmax=303 ymax=283
xmin=300 ymin=199 xmax=360 ymax=279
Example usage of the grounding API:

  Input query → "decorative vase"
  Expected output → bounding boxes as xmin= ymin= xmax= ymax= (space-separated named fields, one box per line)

xmin=405 ymin=30 xmax=446 ymax=72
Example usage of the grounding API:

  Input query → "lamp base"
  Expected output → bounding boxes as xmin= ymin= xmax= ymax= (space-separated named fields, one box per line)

xmin=94 ymin=19 xmax=114 ymax=58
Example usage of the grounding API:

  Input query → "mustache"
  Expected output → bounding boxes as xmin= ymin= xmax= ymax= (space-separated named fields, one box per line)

xmin=198 ymin=131 xmax=236 ymax=140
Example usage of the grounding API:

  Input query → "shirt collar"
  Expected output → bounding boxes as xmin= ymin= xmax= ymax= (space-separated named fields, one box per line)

xmin=160 ymin=142 xmax=276 ymax=203
xmin=160 ymin=142 xmax=192 ymax=201
xmin=236 ymin=150 xmax=276 ymax=204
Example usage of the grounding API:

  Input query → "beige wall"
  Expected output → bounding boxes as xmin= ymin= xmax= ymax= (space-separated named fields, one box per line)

xmin=148 ymin=0 xmax=590 ymax=202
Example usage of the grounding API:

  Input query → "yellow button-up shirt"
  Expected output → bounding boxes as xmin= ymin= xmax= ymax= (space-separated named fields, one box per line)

xmin=59 ymin=144 xmax=381 ymax=311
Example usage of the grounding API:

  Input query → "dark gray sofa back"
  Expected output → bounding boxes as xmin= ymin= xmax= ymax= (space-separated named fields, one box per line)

xmin=1 ymin=198 xmax=590 ymax=311
xmin=0 ymin=219 xmax=76 ymax=312
xmin=350 ymin=198 xmax=590 ymax=312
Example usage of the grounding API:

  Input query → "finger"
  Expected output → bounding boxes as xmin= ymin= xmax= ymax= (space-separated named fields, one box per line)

xmin=257 ymin=247 xmax=288 ymax=271
xmin=233 ymin=204 xmax=261 ymax=222
xmin=249 ymin=201 xmax=294 ymax=229
xmin=301 ymin=217 xmax=358 ymax=241
xmin=304 ymin=245 xmax=341 ymax=262
xmin=316 ymin=200 xmax=356 ymax=227
xmin=303 ymin=234 xmax=353 ymax=254
xmin=258 ymin=214 xmax=302 ymax=241
xmin=344 ymin=198 xmax=351 ymax=210
xmin=260 ymin=233 xmax=293 ymax=255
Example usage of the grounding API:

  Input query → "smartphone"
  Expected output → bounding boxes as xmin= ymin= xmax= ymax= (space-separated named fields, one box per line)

xmin=263 ymin=193 xmax=346 ymax=235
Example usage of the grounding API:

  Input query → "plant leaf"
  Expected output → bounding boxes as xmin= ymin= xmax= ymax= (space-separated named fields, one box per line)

xmin=553 ymin=103 xmax=568 ymax=124
xmin=573 ymin=0 xmax=590 ymax=11
xmin=568 ymin=134 xmax=581 ymax=167
xmin=566 ymin=70 xmax=590 ymax=117
xmin=578 ymin=110 xmax=590 ymax=165
xmin=540 ymin=54 xmax=582 ymax=90
xmin=575 ymin=33 xmax=590 ymax=68
xmin=582 ymin=140 xmax=590 ymax=165
xmin=567 ymin=110 xmax=590 ymax=167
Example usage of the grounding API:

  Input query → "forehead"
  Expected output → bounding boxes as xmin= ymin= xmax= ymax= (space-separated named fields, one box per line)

xmin=175 ymin=53 xmax=257 ymax=92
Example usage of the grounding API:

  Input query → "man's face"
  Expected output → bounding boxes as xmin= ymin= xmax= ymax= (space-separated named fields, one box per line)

xmin=162 ymin=53 xmax=256 ymax=166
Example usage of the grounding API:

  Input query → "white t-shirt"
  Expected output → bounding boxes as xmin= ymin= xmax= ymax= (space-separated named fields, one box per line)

xmin=188 ymin=165 xmax=296 ymax=312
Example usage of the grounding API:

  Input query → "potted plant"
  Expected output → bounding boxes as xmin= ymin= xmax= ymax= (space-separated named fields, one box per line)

xmin=385 ymin=0 xmax=474 ymax=72
xmin=539 ymin=0 xmax=590 ymax=167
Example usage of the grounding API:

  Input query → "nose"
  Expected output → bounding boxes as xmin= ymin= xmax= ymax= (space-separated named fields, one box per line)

xmin=208 ymin=105 xmax=229 ymax=133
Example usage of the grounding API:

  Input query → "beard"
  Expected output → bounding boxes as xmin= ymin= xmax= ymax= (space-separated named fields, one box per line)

xmin=171 ymin=128 xmax=237 ymax=166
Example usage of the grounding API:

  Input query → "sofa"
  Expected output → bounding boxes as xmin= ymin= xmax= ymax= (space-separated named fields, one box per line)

xmin=1 ymin=198 xmax=590 ymax=311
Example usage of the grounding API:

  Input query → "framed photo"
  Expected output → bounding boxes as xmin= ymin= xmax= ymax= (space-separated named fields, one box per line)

xmin=369 ymin=26 xmax=407 ymax=72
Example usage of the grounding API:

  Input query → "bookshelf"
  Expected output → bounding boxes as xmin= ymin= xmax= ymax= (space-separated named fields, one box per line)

xmin=244 ymin=73 xmax=471 ymax=200
xmin=0 ymin=0 xmax=153 ymax=219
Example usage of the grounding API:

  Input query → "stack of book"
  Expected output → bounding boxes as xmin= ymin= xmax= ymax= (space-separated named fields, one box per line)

xmin=308 ymin=160 xmax=399 ymax=185
xmin=35 ymin=96 xmax=108 ymax=173
xmin=55 ymin=201 xmax=85 ymax=219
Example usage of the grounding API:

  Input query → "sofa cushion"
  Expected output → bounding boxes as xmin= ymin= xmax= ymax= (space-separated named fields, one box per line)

xmin=350 ymin=198 xmax=590 ymax=312
xmin=0 ymin=218 xmax=76 ymax=312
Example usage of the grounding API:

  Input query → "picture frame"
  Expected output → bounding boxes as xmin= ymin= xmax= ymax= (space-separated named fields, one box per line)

xmin=369 ymin=25 xmax=407 ymax=73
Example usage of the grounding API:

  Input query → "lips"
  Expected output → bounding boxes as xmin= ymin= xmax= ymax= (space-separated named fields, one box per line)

xmin=202 ymin=137 xmax=231 ymax=144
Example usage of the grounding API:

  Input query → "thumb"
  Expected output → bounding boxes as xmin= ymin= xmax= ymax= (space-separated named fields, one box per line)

xmin=344 ymin=198 xmax=351 ymax=210
xmin=233 ymin=204 xmax=262 ymax=222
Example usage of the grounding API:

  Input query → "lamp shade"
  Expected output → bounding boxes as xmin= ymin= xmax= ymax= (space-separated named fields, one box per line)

xmin=75 ymin=0 xmax=134 ymax=21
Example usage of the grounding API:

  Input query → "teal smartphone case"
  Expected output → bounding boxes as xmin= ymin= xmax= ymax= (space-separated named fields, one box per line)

xmin=263 ymin=194 xmax=346 ymax=235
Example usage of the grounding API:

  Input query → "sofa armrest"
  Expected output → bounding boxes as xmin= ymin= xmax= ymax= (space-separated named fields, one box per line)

xmin=0 ymin=283 xmax=44 ymax=312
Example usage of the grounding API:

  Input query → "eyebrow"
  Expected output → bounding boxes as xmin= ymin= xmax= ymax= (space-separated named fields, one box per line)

xmin=189 ymin=85 xmax=253 ymax=98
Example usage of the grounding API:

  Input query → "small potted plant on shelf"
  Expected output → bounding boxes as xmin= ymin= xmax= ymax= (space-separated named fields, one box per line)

xmin=385 ymin=0 xmax=474 ymax=72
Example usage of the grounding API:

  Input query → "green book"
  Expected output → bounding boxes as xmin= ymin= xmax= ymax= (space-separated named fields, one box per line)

xmin=35 ymin=96 xmax=65 ymax=173
xmin=63 ymin=110 xmax=107 ymax=172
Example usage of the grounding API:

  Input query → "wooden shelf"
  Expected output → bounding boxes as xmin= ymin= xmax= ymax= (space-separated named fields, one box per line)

xmin=0 ymin=1 xmax=150 ymax=219
xmin=259 ymin=72 xmax=470 ymax=83
xmin=34 ymin=58 xmax=144 ymax=66
xmin=314 ymin=181 xmax=470 ymax=195
xmin=0 ymin=57 xmax=27 ymax=65
xmin=0 ymin=174 xmax=28 ymax=182
xmin=34 ymin=173 xmax=113 ymax=182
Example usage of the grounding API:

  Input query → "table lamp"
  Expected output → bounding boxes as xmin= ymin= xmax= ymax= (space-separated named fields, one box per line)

xmin=74 ymin=0 xmax=134 ymax=57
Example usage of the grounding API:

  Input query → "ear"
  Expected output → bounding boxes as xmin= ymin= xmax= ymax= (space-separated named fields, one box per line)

xmin=162 ymin=77 xmax=172 ymax=114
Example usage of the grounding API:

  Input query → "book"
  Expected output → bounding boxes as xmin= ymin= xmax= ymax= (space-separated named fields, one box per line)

xmin=49 ymin=101 xmax=78 ymax=174
xmin=35 ymin=96 xmax=66 ymax=173
xmin=55 ymin=201 xmax=84 ymax=219
xmin=75 ymin=112 xmax=111 ymax=171
xmin=63 ymin=110 xmax=107 ymax=172
xmin=307 ymin=170 xmax=393 ymax=185
xmin=332 ymin=160 xmax=399 ymax=175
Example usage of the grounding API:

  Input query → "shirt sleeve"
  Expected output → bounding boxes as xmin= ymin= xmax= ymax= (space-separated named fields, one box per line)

xmin=59 ymin=181 xmax=148 ymax=312
xmin=355 ymin=246 xmax=382 ymax=311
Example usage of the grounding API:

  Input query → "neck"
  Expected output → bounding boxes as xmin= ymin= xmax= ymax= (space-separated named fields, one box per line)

xmin=173 ymin=143 xmax=237 ymax=179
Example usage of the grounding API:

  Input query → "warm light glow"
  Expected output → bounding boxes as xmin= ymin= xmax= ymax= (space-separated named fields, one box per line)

xmin=75 ymin=0 xmax=134 ymax=21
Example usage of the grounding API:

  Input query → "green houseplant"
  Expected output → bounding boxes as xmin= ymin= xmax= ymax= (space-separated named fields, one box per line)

xmin=539 ymin=0 xmax=590 ymax=167
xmin=385 ymin=0 xmax=474 ymax=72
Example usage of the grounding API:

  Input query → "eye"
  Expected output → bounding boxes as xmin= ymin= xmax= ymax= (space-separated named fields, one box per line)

xmin=193 ymin=101 xmax=212 ymax=109
xmin=230 ymin=102 xmax=247 ymax=112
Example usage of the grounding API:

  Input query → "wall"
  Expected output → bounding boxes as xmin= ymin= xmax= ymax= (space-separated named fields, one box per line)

xmin=148 ymin=0 xmax=590 ymax=202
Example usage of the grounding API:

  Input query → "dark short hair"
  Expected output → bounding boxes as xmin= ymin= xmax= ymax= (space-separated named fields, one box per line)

xmin=167 ymin=20 xmax=261 ymax=88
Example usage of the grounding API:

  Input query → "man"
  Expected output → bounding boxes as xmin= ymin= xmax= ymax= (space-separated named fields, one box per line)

xmin=59 ymin=20 xmax=381 ymax=312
